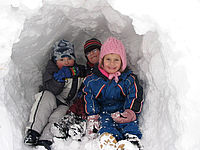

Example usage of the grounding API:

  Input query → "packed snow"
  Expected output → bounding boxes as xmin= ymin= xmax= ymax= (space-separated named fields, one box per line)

xmin=0 ymin=0 xmax=200 ymax=150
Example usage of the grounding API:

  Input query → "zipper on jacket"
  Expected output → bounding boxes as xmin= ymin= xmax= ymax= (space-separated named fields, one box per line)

xmin=92 ymin=95 xmax=96 ymax=114
xmin=108 ymin=79 xmax=113 ymax=85
xmin=92 ymin=101 xmax=95 ymax=114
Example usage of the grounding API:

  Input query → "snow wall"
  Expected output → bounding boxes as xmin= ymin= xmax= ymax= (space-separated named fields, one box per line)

xmin=1 ymin=0 xmax=200 ymax=150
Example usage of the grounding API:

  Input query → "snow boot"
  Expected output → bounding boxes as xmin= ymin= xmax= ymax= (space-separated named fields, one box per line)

xmin=24 ymin=129 xmax=40 ymax=146
xmin=124 ymin=133 xmax=144 ymax=150
xmin=99 ymin=132 xmax=118 ymax=150
xmin=116 ymin=140 xmax=139 ymax=150
xmin=37 ymin=140 xmax=52 ymax=150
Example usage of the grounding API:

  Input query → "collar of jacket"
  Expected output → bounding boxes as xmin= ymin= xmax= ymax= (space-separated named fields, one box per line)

xmin=87 ymin=61 xmax=95 ymax=68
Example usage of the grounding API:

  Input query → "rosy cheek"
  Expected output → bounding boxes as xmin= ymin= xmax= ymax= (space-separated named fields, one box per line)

xmin=56 ymin=62 xmax=64 ymax=69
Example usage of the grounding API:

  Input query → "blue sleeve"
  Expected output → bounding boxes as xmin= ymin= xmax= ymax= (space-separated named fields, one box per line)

xmin=124 ymin=74 xmax=143 ymax=114
xmin=83 ymin=75 xmax=100 ymax=115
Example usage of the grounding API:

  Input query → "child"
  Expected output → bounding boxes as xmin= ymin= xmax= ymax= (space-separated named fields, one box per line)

xmin=24 ymin=39 xmax=85 ymax=150
xmin=50 ymin=38 xmax=102 ymax=140
xmin=83 ymin=37 xmax=144 ymax=149
xmin=84 ymin=38 xmax=101 ymax=75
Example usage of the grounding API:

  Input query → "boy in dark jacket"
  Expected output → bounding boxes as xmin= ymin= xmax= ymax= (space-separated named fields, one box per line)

xmin=24 ymin=39 xmax=85 ymax=150
xmin=50 ymin=38 xmax=102 ymax=140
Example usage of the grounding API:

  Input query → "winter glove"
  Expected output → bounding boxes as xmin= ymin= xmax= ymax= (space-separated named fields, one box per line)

xmin=111 ymin=109 xmax=136 ymax=124
xmin=53 ymin=66 xmax=72 ymax=82
xmin=86 ymin=115 xmax=100 ymax=139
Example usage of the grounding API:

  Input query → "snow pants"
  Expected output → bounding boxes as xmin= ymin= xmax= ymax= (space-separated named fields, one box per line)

xmin=98 ymin=113 xmax=142 ymax=141
xmin=26 ymin=90 xmax=69 ymax=141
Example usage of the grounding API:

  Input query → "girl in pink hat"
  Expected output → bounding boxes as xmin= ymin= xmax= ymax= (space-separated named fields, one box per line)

xmin=83 ymin=37 xmax=144 ymax=149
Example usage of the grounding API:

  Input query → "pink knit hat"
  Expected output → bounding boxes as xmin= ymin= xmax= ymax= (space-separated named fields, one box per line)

xmin=99 ymin=37 xmax=127 ymax=72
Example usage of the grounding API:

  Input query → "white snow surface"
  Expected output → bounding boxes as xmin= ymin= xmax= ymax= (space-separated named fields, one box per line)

xmin=0 ymin=0 xmax=200 ymax=150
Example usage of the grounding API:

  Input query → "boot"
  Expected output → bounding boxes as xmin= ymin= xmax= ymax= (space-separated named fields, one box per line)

xmin=99 ymin=132 xmax=118 ymax=150
xmin=124 ymin=133 xmax=144 ymax=150
xmin=37 ymin=140 xmax=52 ymax=150
xmin=24 ymin=129 xmax=40 ymax=146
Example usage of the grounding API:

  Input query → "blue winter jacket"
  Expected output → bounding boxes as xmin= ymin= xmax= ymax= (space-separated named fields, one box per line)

xmin=83 ymin=66 xmax=143 ymax=116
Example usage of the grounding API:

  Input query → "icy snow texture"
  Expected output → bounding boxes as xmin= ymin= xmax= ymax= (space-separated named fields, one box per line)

xmin=0 ymin=0 xmax=200 ymax=150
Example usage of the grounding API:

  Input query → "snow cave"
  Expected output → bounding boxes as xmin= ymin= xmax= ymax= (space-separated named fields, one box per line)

xmin=2 ymin=1 xmax=180 ymax=150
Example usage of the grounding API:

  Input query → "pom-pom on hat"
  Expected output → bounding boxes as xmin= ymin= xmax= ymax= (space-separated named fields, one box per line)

xmin=99 ymin=37 xmax=127 ymax=72
xmin=53 ymin=39 xmax=75 ymax=61
xmin=84 ymin=38 xmax=102 ymax=55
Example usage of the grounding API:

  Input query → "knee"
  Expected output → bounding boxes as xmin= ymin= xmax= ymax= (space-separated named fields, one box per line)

xmin=40 ymin=91 xmax=57 ymax=104
xmin=43 ymin=90 xmax=55 ymax=98
xmin=48 ymin=105 xmax=69 ymax=123
xmin=122 ymin=122 xmax=142 ymax=138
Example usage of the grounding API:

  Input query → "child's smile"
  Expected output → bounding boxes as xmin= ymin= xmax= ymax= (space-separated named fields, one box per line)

xmin=102 ymin=53 xmax=122 ymax=74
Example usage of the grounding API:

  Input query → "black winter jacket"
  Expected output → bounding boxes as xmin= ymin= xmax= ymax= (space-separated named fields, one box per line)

xmin=41 ymin=59 xmax=86 ymax=96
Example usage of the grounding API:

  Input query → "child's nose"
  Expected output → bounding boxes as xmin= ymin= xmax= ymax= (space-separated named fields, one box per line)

xmin=110 ymin=60 xmax=114 ymax=65
xmin=64 ymin=60 xmax=69 ymax=64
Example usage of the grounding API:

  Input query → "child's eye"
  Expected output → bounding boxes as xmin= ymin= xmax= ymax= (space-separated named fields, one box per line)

xmin=59 ymin=59 xmax=64 ymax=61
xmin=114 ymin=59 xmax=120 ymax=61
xmin=106 ymin=58 xmax=110 ymax=61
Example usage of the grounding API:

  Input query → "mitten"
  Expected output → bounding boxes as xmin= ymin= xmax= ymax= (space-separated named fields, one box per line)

xmin=86 ymin=115 xmax=100 ymax=139
xmin=69 ymin=66 xmax=79 ymax=77
xmin=111 ymin=109 xmax=136 ymax=124
xmin=53 ymin=66 xmax=72 ymax=82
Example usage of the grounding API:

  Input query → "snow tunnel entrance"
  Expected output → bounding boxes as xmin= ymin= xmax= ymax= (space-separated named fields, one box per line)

xmin=6 ymin=1 xmax=177 ymax=150
xmin=11 ymin=3 xmax=145 ymax=106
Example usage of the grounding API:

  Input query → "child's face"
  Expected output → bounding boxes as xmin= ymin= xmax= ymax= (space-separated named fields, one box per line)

xmin=102 ymin=53 xmax=122 ymax=74
xmin=86 ymin=48 xmax=100 ymax=65
xmin=56 ymin=57 xmax=75 ymax=69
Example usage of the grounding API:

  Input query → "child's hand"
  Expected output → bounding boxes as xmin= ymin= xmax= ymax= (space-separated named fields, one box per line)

xmin=53 ymin=66 xmax=72 ymax=82
xmin=86 ymin=115 xmax=100 ymax=139
xmin=111 ymin=111 xmax=120 ymax=119
xmin=111 ymin=109 xmax=136 ymax=123
xmin=62 ymin=66 xmax=73 ymax=77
